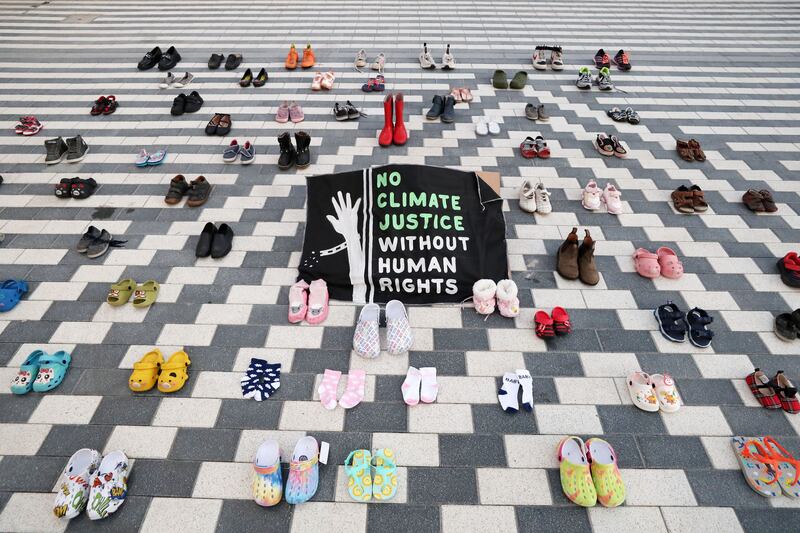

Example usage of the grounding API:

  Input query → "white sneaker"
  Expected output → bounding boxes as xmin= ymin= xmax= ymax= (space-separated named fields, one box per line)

xmin=488 ymin=118 xmax=500 ymax=135
xmin=534 ymin=183 xmax=552 ymax=214
xmin=532 ymin=48 xmax=547 ymax=70
xmin=476 ymin=118 xmax=489 ymax=136
xmin=419 ymin=43 xmax=436 ymax=69
xmin=519 ymin=180 xmax=537 ymax=213
xmin=550 ymin=49 xmax=564 ymax=71
xmin=371 ymin=53 xmax=386 ymax=72
xmin=441 ymin=44 xmax=455 ymax=70
xmin=582 ymin=180 xmax=602 ymax=211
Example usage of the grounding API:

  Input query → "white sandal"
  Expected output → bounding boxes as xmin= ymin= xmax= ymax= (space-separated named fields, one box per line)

xmin=626 ymin=371 xmax=659 ymax=412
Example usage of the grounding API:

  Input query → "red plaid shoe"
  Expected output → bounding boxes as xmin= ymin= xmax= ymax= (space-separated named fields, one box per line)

xmin=746 ymin=369 xmax=782 ymax=409
xmin=552 ymin=306 xmax=571 ymax=335
xmin=534 ymin=310 xmax=555 ymax=338
xmin=774 ymin=371 xmax=800 ymax=414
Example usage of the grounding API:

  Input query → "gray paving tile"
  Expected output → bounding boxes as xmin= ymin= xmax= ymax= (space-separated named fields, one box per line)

xmin=439 ymin=434 xmax=507 ymax=467
xmin=367 ymin=505 xmax=440 ymax=533
xmin=407 ymin=467 xmax=478 ymax=504
xmin=127 ymin=459 xmax=201 ymax=497
xmin=637 ymin=435 xmax=712 ymax=469
xmin=169 ymin=428 xmax=241 ymax=462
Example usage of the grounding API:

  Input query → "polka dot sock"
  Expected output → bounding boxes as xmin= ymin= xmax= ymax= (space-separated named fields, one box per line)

xmin=241 ymin=358 xmax=281 ymax=402
xmin=339 ymin=370 xmax=366 ymax=409
xmin=318 ymin=369 xmax=342 ymax=410
xmin=498 ymin=372 xmax=520 ymax=412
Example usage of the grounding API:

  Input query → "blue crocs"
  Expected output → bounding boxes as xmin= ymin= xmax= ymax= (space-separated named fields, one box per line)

xmin=344 ymin=449 xmax=372 ymax=501
xmin=0 ymin=280 xmax=28 ymax=313
xmin=10 ymin=350 xmax=44 ymax=395
xmin=285 ymin=436 xmax=319 ymax=505
xmin=32 ymin=351 xmax=71 ymax=392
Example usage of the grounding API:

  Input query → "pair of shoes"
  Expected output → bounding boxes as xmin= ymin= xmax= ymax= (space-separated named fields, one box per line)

xmin=607 ymin=106 xmax=639 ymax=124
xmin=208 ymin=53 xmax=242 ymax=70
xmin=476 ymin=116 xmax=500 ymax=135
xmin=106 ymin=279 xmax=158 ymax=307
xmin=241 ymin=358 xmax=281 ymax=401
xmin=15 ymin=115 xmax=42 ymax=136
xmin=520 ymin=136 xmax=550 ymax=159
xmin=595 ymin=48 xmax=632 ymax=71
xmin=633 ymin=247 xmax=683 ymax=279
xmin=493 ymin=69 xmax=527 ymax=89
xmin=10 ymin=349 xmax=71 ymax=394
xmin=402 ymin=366 xmax=437 ymax=405
xmin=138 ymin=45 xmax=180 ymax=70
xmin=582 ymin=181 xmax=622 ymax=213
xmin=285 ymin=44 xmax=314 ymax=69
xmin=159 ymin=71 xmax=193 ymax=89
xmin=519 ymin=181 xmax=552 ymax=214
xmin=205 ymin=113 xmax=232 ymax=135
xmin=627 ymin=371 xmax=681 ymax=413
xmin=344 ymin=449 xmax=397 ymax=501
xmin=594 ymin=133 xmax=627 ymax=157
xmin=55 ymin=177 xmax=97 ymax=199
xmin=318 ymin=369 xmax=365 ymax=410
xmin=472 ymin=279 xmax=519 ymax=317
xmin=449 ymin=87 xmax=473 ymax=102
xmin=559 ymin=437 xmax=625 ymax=508
xmin=743 ymin=189 xmax=778 ymax=213
xmin=288 ymin=279 xmax=328 ymax=324
xmin=731 ymin=436 xmax=800 ymax=498
xmin=77 ymin=226 xmax=125 ymax=258
xmin=240 ymin=67 xmax=268 ymax=87
xmin=223 ymin=139 xmax=255 ymax=164
xmin=44 ymin=136 xmax=88 ymax=164
xmin=361 ymin=74 xmax=385 ymax=92
xmin=775 ymin=309 xmax=800 ymax=341
xmin=171 ymin=91 xmax=203 ymax=115
xmin=534 ymin=307 xmax=571 ymax=338
xmin=311 ymin=70 xmax=335 ymax=90
xmin=129 ymin=348 xmax=191 ymax=393
xmin=354 ymin=300 xmax=412 ymax=358
xmin=135 ymin=148 xmax=167 ymax=166
xmin=777 ymin=253 xmax=800 ymax=288
xmin=164 ymin=175 xmax=212 ymax=206
xmin=532 ymin=45 xmax=564 ymax=70
xmin=654 ymin=302 xmax=714 ymax=347
xmin=354 ymin=50 xmax=385 ymax=71
xmin=498 ymin=369 xmax=533 ymax=412
xmin=378 ymin=94 xmax=408 ymax=147
xmin=746 ymin=369 xmax=800 ymax=413
xmin=252 ymin=437 xmax=320 ymax=506
xmin=671 ymin=184 xmax=708 ymax=213
xmin=276 ymin=101 xmax=304 ymax=123
xmin=54 ymin=449 xmax=129 ymax=520
xmin=0 ymin=279 xmax=28 ymax=312
xmin=333 ymin=101 xmax=364 ymax=121
xmin=576 ymin=66 xmax=612 ymax=90
xmin=196 ymin=222 xmax=234 ymax=258
xmin=278 ymin=131 xmax=311 ymax=169
xmin=676 ymin=138 xmax=706 ymax=161
xmin=557 ymin=228 xmax=599 ymax=285
xmin=425 ymin=95 xmax=455 ymax=122
xmin=524 ymin=102 xmax=549 ymax=121
xmin=90 ymin=96 xmax=117 ymax=115
xmin=419 ymin=43 xmax=454 ymax=69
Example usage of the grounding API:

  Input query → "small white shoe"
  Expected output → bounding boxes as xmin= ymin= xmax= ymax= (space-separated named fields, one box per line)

xmin=476 ymin=118 xmax=489 ymax=136
xmin=602 ymin=183 xmax=623 ymax=214
xmin=534 ymin=183 xmax=553 ymax=214
xmin=472 ymin=279 xmax=497 ymax=315
xmin=581 ymin=180 xmax=602 ymax=211
xmin=441 ymin=44 xmax=455 ymax=70
xmin=488 ymin=118 xmax=501 ymax=135
xmin=519 ymin=180 xmax=537 ymax=213
xmin=496 ymin=279 xmax=520 ymax=318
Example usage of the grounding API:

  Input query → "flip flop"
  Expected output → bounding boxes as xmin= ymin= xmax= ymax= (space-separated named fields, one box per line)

xmin=371 ymin=448 xmax=398 ymax=501
xmin=762 ymin=436 xmax=800 ymax=498
xmin=345 ymin=449 xmax=373 ymax=502
xmin=650 ymin=373 xmax=682 ymax=413
xmin=128 ymin=349 xmax=164 ymax=392
xmin=0 ymin=279 xmax=29 ymax=312
xmin=157 ymin=350 xmax=191 ymax=393
xmin=627 ymin=371 xmax=659 ymax=412
xmin=132 ymin=280 xmax=159 ymax=308
xmin=86 ymin=450 xmax=130 ymax=520
xmin=557 ymin=436 xmax=597 ymax=507
xmin=106 ymin=279 xmax=136 ymax=306
xmin=10 ymin=349 xmax=44 ymax=395
xmin=32 ymin=350 xmax=71 ymax=392
xmin=53 ymin=448 xmax=102 ymax=519
xmin=731 ymin=436 xmax=781 ymax=497
xmin=585 ymin=438 xmax=626 ymax=507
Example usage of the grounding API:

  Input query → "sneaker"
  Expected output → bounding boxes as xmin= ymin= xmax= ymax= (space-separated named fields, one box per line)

xmin=576 ymin=67 xmax=591 ymax=89
xmin=582 ymin=180 xmax=602 ymax=211
xmin=550 ymin=47 xmax=564 ymax=71
xmin=135 ymin=149 xmax=149 ymax=167
xmin=21 ymin=117 xmax=42 ymax=136
xmin=534 ymin=183 xmax=552 ymax=214
xmin=345 ymin=101 xmax=362 ymax=120
xmin=333 ymin=103 xmax=349 ymax=121
xmin=595 ymin=133 xmax=615 ymax=156
xmin=15 ymin=116 xmax=36 ymax=134
xmin=289 ymin=102 xmax=304 ymax=123
xmin=610 ymin=135 xmax=627 ymax=158
xmin=625 ymin=107 xmax=640 ymax=124
xmin=223 ymin=140 xmax=240 ymax=162
xmin=602 ymin=184 xmax=622 ymax=214
xmin=419 ymin=42 xmax=436 ymax=69
xmin=441 ymin=44 xmax=455 ymax=70
xmin=613 ymin=49 xmax=631 ymax=71
xmin=594 ymin=48 xmax=610 ymax=69
xmin=534 ymin=136 xmax=550 ymax=158
xmin=532 ymin=47 xmax=547 ymax=70
xmin=597 ymin=67 xmax=612 ymax=90
xmin=371 ymin=52 xmax=386 ymax=72
xmin=240 ymin=141 xmax=255 ymax=165
xmin=183 ymin=91 xmax=204 ymax=113
xmin=537 ymin=104 xmax=549 ymax=122
xmin=524 ymin=103 xmax=539 ymax=121
xmin=159 ymin=72 xmax=175 ymax=89
xmin=519 ymin=180 xmax=537 ymax=213
xmin=65 ymin=135 xmax=88 ymax=163
xmin=173 ymin=72 xmax=194 ymax=88
xmin=354 ymin=49 xmax=367 ymax=69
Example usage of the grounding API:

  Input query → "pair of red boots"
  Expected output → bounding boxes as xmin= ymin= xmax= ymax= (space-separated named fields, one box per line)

xmin=379 ymin=93 xmax=407 ymax=147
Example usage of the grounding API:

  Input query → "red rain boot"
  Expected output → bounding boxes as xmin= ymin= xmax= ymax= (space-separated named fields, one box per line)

xmin=393 ymin=92 xmax=408 ymax=145
xmin=378 ymin=94 xmax=394 ymax=147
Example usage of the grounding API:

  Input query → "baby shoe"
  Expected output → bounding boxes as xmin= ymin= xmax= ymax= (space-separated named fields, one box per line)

xmin=288 ymin=280 xmax=309 ymax=323
xmin=86 ymin=450 xmax=129 ymax=520
xmin=284 ymin=437 xmax=320 ymax=505
xmin=582 ymin=181 xmax=602 ymax=210
xmin=495 ymin=279 xmax=520 ymax=318
xmin=386 ymin=300 xmax=413 ymax=354
xmin=353 ymin=303 xmax=381 ymax=358
xmin=253 ymin=440 xmax=283 ymax=507
xmin=305 ymin=279 xmax=329 ymax=324
xmin=472 ymin=279 xmax=497 ymax=315
xmin=53 ymin=448 xmax=102 ymax=519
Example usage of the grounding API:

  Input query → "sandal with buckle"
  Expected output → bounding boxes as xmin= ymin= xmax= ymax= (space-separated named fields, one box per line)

xmin=520 ymin=136 xmax=538 ymax=159
xmin=102 ymin=95 xmax=118 ymax=115
xmin=654 ymin=301 xmax=687 ymax=342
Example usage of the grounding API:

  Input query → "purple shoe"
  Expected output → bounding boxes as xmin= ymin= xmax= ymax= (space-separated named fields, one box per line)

xmin=276 ymin=101 xmax=290 ymax=123
xmin=289 ymin=102 xmax=304 ymax=123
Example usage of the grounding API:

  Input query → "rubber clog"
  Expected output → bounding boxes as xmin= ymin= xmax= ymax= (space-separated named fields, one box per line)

xmin=371 ymin=448 xmax=398 ymax=501
xmin=633 ymin=248 xmax=661 ymax=279
xmin=253 ymin=440 xmax=283 ymax=507
xmin=627 ymin=371 xmax=659 ymax=412
xmin=106 ymin=279 xmax=136 ymax=306
xmin=10 ymin=349 xmax=44 ymax=394
xmin=53 ymin=448 xmax=102 ymax=519
xmin=32 ymin=351 xmax=71 ymax=392
xmin=157 ymin=350 xmax=190 ymax=393
xmin=558 ymin=436 xmax=597 ymax=507
xmin=128 ymin=349 xmax=164 ymax=392
xmin=509 ymin=71 xmax=528 ymax=89
xmin=132 ymin=280 xmax=159 ymax=308
xmin=285 ymin=436 xmax=319 ymax=505
xmin=585 ymin=438 xmax=626 ymax=507
xmin=345 ymin=449 xmax=373 ymax=502
xmin=650 ymin=373 xmax=682 ymax=413
xmin=86 ymin=450 xmax=129 ymax=520
xmin=0 ymin=279 xmax=29 ymax=312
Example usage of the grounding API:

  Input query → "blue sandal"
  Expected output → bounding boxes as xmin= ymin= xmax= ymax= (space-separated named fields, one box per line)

xmin=371 ymin=448 xmax=398 ymax=501
xmin=10 ymin=350 xmax=44 ymax=395
xmin=0 ymin=280 xmax=28 ymax=312
xmin=32 ymin=351 xmax=71 ymax=392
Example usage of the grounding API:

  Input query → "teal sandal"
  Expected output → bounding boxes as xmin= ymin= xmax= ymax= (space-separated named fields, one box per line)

xmin=10 ymin=349 xmax=44 ymax=394
xmin=345 ymin=449 xmax=372 ymax=502
xmin=32 ymin=351 xmax=71 ymax=392
xmin=371 ymin=448 xmax=398 ymax=501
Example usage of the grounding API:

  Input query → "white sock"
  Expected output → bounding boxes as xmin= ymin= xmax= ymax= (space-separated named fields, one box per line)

xmin=401 ymin=367 xmax=422 ymax=406
xmin=420 ymin=367 xmax=439 ymax=403
xmin=498 ymin=372 xmax=520 ymax=412
xmin=516 ymin=369 xmax=533 ymax=412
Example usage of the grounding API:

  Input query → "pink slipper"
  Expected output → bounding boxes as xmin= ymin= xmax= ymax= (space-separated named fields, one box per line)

xmin=657 ymin=247 xmax=684 ymax=279
xmin=633 ymin=248 xmax=661 ymax=278
xmin=288 ymin=280 xmax=309 ymax=323
xmin=318 ymin=369 xmax=341 ymax=410
xmin=311 ymin=72 xmax=323 ymax=91
xmin=305 ymin=279 xmax=329 ymax=324
xmin=449 ymin=88 xmax=463 ymax=103
xmin=289 ymin=102 xmax=304 ymax=123
xmin=339 ymin=369 xmax=366 ymax=409
xmin=275 ymin=101 xmax=290 ymax=123
xmin=460 ymin=88 xmax=473 ymax=102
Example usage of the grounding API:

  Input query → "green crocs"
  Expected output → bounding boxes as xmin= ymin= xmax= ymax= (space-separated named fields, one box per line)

xmin=371 ymin=448 xmax=398 ymax=501
xmin=510 ymin=71 xmax=528 ymax=90
xmin=132 ymin=280 xmax=159 ymax=308
xmin=558 ymin=436 xmax=597 ymax=507
xmin=345 ymin=449 xmax=372 ymax=502
xmin=492 ymin=69 xmax=508 ymax=89
xmin=106 ymin=279 xmax=136 ymax=306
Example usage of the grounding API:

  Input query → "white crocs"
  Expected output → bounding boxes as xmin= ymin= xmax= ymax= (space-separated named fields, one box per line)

xmin=353 ymin=303 xmax=381 ymax=358
xmin=496 ymin=279 xmax=520 ymax=318
xmin=472 ymin=279 xmax=497 ymax=315
xmin=86 ymin=450 xmax=129 ymax=520
xmin=54 ymin=448 xmax=102 ymax=519
xmin=386 ymin=299 xmax=413 ymax=355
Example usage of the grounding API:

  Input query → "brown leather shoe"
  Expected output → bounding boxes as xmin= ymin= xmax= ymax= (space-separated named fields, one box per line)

xmin=759 ymin=189 xmax=778 ymax=213
xmin=743 ymin=189 xmax=766 ymax=212
xmin=205 ymin=113 xmax=222 ymax=135
xmin=688 ymin=139 xmax=706 ymax=161
xmin=671 ymin=185 xmax=695 ymax=214
xmin=556 ymin=227 xmax=580 ymax=280
xmin=578 ymin=229 xmax=599 ymax=286
xmin=676 ymin=139 xmax=694 ymax=161
xmin=690 ymin=185 xmax=708 ymax=212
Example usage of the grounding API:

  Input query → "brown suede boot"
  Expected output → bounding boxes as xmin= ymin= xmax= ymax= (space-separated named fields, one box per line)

xmin=578 ymin=229 xmax=599 ymax=285
xmin=557 ymin=227 xmax=580 ymax=280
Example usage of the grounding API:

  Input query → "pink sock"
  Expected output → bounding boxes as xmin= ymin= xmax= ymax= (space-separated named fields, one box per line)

xmin=318 ymin=369 xmax=341 ymax=410
xmin=401 ymin=367 xmax=422 ymax=406
xmin=420 ymin=367 xmax=439 ymax=403
xmin=339 ymin=370 xmax=366 ymax=409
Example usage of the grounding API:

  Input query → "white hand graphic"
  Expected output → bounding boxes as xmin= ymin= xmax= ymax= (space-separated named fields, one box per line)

xmin=326 ymin=191 xmax=366 ymax=303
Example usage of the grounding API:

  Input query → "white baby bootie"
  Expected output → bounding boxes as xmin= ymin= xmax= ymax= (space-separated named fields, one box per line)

xmin=472 ymin=279 xmax=497 ymax=315
xmin=496 ymin=279 xmax=520 ymax=318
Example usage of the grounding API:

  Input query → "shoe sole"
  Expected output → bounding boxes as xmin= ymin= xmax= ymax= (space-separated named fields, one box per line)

xmin=653 ymin=309 xmax=686 ymax=343
xmin=278 ymin=163 xmax=295 ymax=170
xmin=774 ymin=325 xmax=797 ymax=342
xmin=532 ymin=63 xmax=547 ymax=71
xmin=86 ymin=243 xmax=110 ymax=259
xmin=147 ymin=160 xmax=164 ymax=166
xmin=241 ymin=158 xmax=255 ymax=166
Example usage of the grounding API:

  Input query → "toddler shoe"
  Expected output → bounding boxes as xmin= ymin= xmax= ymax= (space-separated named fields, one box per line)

xmin=386 ymin=300 xmax=413 ymax=354
xmin=601 ymin=184 xmax=622 ymax=214
xmin=558 ymin=436 xmax=597 ymax=507
xmin=534 ymin=310 xmax=555 ymax=338
xmin=86 ymin=450 xmax=129 ymax=520
xmin=472 ymin=279 xmax=497 ymax=315
xmin=582 ymin=181 xmax=602 ymax=210
xmin=585 ymin=438 xmax=626 ymax=507
xmin=552 ymin=306 xmax=572 ymax=335
xmin=10 ymin=350 xmax=43 ymax=395
xmin=371 ymin=448 xmax=398 ymax=501
xmin=345 ymin=449 xmax=373 ymax=502
xmin=252 ymin=440 xmax=283 ymax=507
xmin=305 ymin=279 xmax=329 ymax=324
xmin=53 ymin=448 xmax=102 ymax=519
xmin=495 ymin=279 xmax=520 ymax=318
xmin=288 ymin=280 xmax=309 ymax=323
xmin=353 ymin=303 xmax=381 ymax=358
xmin=285 ymin=437 xmax=320 ymax=505
xmin=128 ymin=349 xmax=164 ymax=392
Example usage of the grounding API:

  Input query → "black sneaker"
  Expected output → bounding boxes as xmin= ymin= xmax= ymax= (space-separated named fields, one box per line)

xmin=158 ymin=46 xmax=181 ymax=71
xmin=208 ymin=53 xmax=224 ymax=69
xmin=441 ymin=95 xmax=456 ymax=123
xmin=426 ymin=95 xmax=444 ymax=119
xmin=184 ymin=91 xmax=204 ymax=113
xmin=277 ymin=132 xmax=296 ymax=169
xmin=45 ymin=137 xmax=68 ymax=165
xmin=345 ymin=101 xmax=362 ymax=119
xmin=654 ymin=302 xmax=687 ymax=343
xmin=333 ymin=103 xmax=349 ymax=121
xmin=138 ymin=46 xmax=162 ymax=70
xmin=72 ymin=177 xmax=97 ymax=199
xmin=775 ymin=310 xmax=800 ymax=341
xmin=65 ymin=135 xmax=89 ymax=163
xmin=76 ymin=226 xmax=102 ymax=253
xmin=225 ymin=53 xmax=243 ymax=71
xmin=171 ymin=94 xmax=187 ymax=116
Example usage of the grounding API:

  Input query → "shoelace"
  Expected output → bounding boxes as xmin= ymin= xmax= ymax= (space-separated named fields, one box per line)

xmin=536 ymin=190 xmax=551 ymax=204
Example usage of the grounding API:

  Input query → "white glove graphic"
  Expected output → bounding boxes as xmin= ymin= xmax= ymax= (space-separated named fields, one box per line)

xmin=326 ymin=191 xmax=366 ymax=303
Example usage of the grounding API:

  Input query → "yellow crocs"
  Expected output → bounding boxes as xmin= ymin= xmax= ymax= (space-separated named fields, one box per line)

xmin=129 ymin=349 xmax=164 ymax=392
xmin=157 ymin=350 xmax=191 ymax=393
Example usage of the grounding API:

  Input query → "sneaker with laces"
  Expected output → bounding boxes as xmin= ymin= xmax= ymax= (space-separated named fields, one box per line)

xmin=582 ymin=180 xmax=602 ymax=211
xmin=597 ymin=67 xmax=612 ymax=90
xmin=532 ymin=47 xmax=547 ymax=70
xmin=44 ymin=137 xmax=68 ymax=165
xmin=519 ymin=180 xmax=537 ymax=213
xmin=534 ymin=183 xmax=552 ymax=214
xmin=576 ymin=67 xmax=591 ymax=89
xmin=602 ymin=184 xmax=623 ymax=214
xmin=65 ymin=135 xmax=89 ymax=163
xmin=21 ymin=117 xmax=42 ymax=136
xmin=594 ymin=48 xmax=610 ymax=69
xmin=613 ymin=49 xmax=631 ymax=71
xmin=419 ymin=43 xmax=436 ymax=69
xmin=550 ymin=48 xmax=564 ymax=71
xmin=354 ymin=49 xmax=367 ymax=69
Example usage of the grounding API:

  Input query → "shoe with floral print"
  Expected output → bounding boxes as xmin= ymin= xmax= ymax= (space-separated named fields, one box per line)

xmin=285 ymin=437 xmax=319 ymax=505
xmin=345 ymin=449 xmax=373 ymax=501
xmin=253 ymin=440 xmax=283 ymax=507
xmin=371 ymin=448 xmax=398 ymax=501
xmin=86 ymin=450 xmax=129 ymax=520
xmin=53 ymin=448 xmax=102 ymax=519
xmin=585 ymin=438 xmax=625 ymax=507
xmin=558 ymin=436 xmax=597 ymax=507
xmin=353 ymin=303 xmax=381 ymax=358
xmin=626 ymin=371 xmax=659 ymax=412
xmin=650 ymin=373 xmax=681 ymax=413
xmin=386 ymin=300 xmax=412 ymax=355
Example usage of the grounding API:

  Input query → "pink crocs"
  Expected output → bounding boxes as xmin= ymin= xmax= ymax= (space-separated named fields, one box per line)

xmin=305 ymin=279 xmax=329 ymax=325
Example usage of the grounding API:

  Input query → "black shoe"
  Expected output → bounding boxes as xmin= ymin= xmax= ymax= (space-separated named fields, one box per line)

xmin=252 ymin=68 xmax=268 ymax=87
xmin=138 ymin=46 xmax=162 ymax=70
xmin=76 ymin=225 xmax=102 ymax=253
xmin=345 ymin=101 xmax=362 ymax=120
xmin=686 ymin=307 xmax=714 ymax=348
xmin=45 ymin=137 xmax=68 ymax=165
xmin=184 ymin=91 xmax=204 ymax=113
xmin=208 ymin=53 xmax=224 ymax=69
xmin=654 ymin=301 xmax=687 ymax=343
xmin=239 ymin=68 xmax=253 ymax=87
xmin=171 ymin=94 xmax=187 ymax=116
xmin=775 ymin=312 xmax=799 ymax=342
xmin=65 ymin=135 xmax=89 ymax=163
xmin=195 ymin=222 xmax=216 ymax=258
xmin=55 ymin=177 xmax=79 ymax=198
xmin=426 ymin=95 xmax=444 ymax=119
xmin=216 ymin=114 xmax=232 ymax=136
xmin=441 ymin=95 xmax=456 ymax=123
xmin=158 ymin=46 xmax=181 ymax=71
xmin=205 ymin=113 xmax=221 ymax=135
xmin=295 ymin=131 xmax=311 ymax=168
xmin=211 ymin=223 xmax=234 ymax=259
xmin=277 ymin=132 xmax=296 ymax=170
xmin=72 ymin=177 xmax=97 ymax=199
xmin=333 ymin=103 xmax=348 ymax=121
xmin=225 ymin=53 xmax=243 ymax=71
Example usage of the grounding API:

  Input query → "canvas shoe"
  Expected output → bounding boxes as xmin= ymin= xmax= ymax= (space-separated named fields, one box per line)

xmin=472 ymin=279 xmax=497 ymax=315
xmin=53 ymin=448 xmax=102 ymax=519
xmin=496 ymin=279 xmax=520 ymax=318
xmin=86 ymin=450 xmax=129 ymax=520
xmin=386 ymin=300 xmax=413 ymax=355
xmin=239 ymin=141 xmax=255 ymax=165
xmin=582 ymin=180 xmax=602 ymax=210
xmin=353 ymin=303 xmax=381 ymax=358
xmin=532 ymin=47 xmax=547 ymax=70
xmin=223 ymin=140 xmax=241 ymax=162
xmin=519 ymin=180 xmax=537 ymax=213
xmin=45 ymin=137 xmax=68 ymax=165
xmin=65 ymin=135 xmax=89 ymax=163
xmin=534 ymin=183 xmax=552 ymax=214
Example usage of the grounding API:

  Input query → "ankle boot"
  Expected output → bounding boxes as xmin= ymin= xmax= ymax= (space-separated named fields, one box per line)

xmin=393 ymin=92 xmax=408 ymax=145
xmin=295 ymin=131 xmax=311 ymax=169
xmin=556 ymin=227 xmax=580 ymax=280
xmin=378 ymin=94 xmax=394 ymax=147
xmin=277 ymin=132 xmax=296 ymax=170
xmin=578 ymin=229 xmax=600 ymax=285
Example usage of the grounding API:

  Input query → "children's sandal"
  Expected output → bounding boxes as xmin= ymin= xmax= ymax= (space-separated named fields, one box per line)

xmin=132 ymin=280 xmax=159 ymax=308
xmin=106 ymin=279 xmax=136 ymax=306
xmin=344 ymin=449 xmax=373 ymax=502
xmin=731 ymin=436 xmax=781 ymax=497
xmin=633 ymin=248 xmax=661 ymax=278
xmin=762 ymin=436 xmax=800 ymax=497
xmin=656 ymin=247 xmax=684 ymax=279
xmin=128 ymin=349 xmax=164 ymax=392
xmin=774 ymin=371 xmax=800 ymax=414
xmin=157 ymin=350 xmax=191 ymax=393
xmin=746 ymin=368 xmax=783 ymax=409
xmin=552 ymin=306 xmax=571 ymax=335
xmin=650 ymin=373 xmax=681 ymax=413
xmin=627 ymin=371 xmax=659 ymax=412
xmin=371 ymin=448 xmax=398 ymax=501
xmin=534 ymin=310 xmax=555 ymax=338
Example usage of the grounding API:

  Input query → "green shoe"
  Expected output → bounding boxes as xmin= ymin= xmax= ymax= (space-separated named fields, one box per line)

xmin=558 ymin=436 xmax=597 ymax=507
xmin=509 ymin=71 xmax=528 ymax=90
xmin=492 ymin=69 xmax=508 ymax=89
xmin=371 ymin=448 xmax=398 ymax=501
xmin=586 ymin=438 xmax=626 ymax=507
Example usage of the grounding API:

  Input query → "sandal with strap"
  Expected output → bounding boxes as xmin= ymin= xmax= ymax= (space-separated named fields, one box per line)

xmin=373 ymin=74 xmax=385 ymax=91
xmin=103 ymin=95 xmax=118 ymax=115
xmin=321 ymin=71 xmax=335 ymax=90
xmin=0 ymin=279 xmax=29 ymax=313
xmin=654 ymin=302 xmax=687 ymax=343
xmin=371 ymin=448 xmax=398 ymax=501
xmin=686 ymin=307 xmax=713 ymax=348
xmin=344 ymin=449 xmax=373 ymax=502
xmin=671 ymin=185 xmax=695 ymax=214
xmin=731 ymin=436 xmax=782 ymax=497
xmin=534 ymin=136 xmax=550 ymax=158
xmin=32 ymin=350 xmax=71 ymax=392
xmin=688 ymin=139 xmax=706 ymax=161
xmin=746 ymin=368 xmax=783 ymax=409
xmin=129 ymin=349 xmax=164 ymax=392
xmin=311 ymin=72 xmax=323 ymax=91
xmin=690 ymin=185 xmax=709 ymax=212
xmin=520 ymin=136 xmax=538 ymax=159
xmin=158 ymin=350 xmax=191 ymax=393
xmin=90 ymin=96 xmax=108 ymax=116
xmin=762 ymin=436 xmax=800 ymax=497
xmin=656 ymin=247 xmax=684 ymax=279
xmin=773 ymin=371 xmax=800 ymax=414
xmin=132 ymin=280 xmax=159 ymax=308
xmin=676 ymin=139 xmax=694 ymax=161
xmin=107 ymin=278 xmax=136 ymax=306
